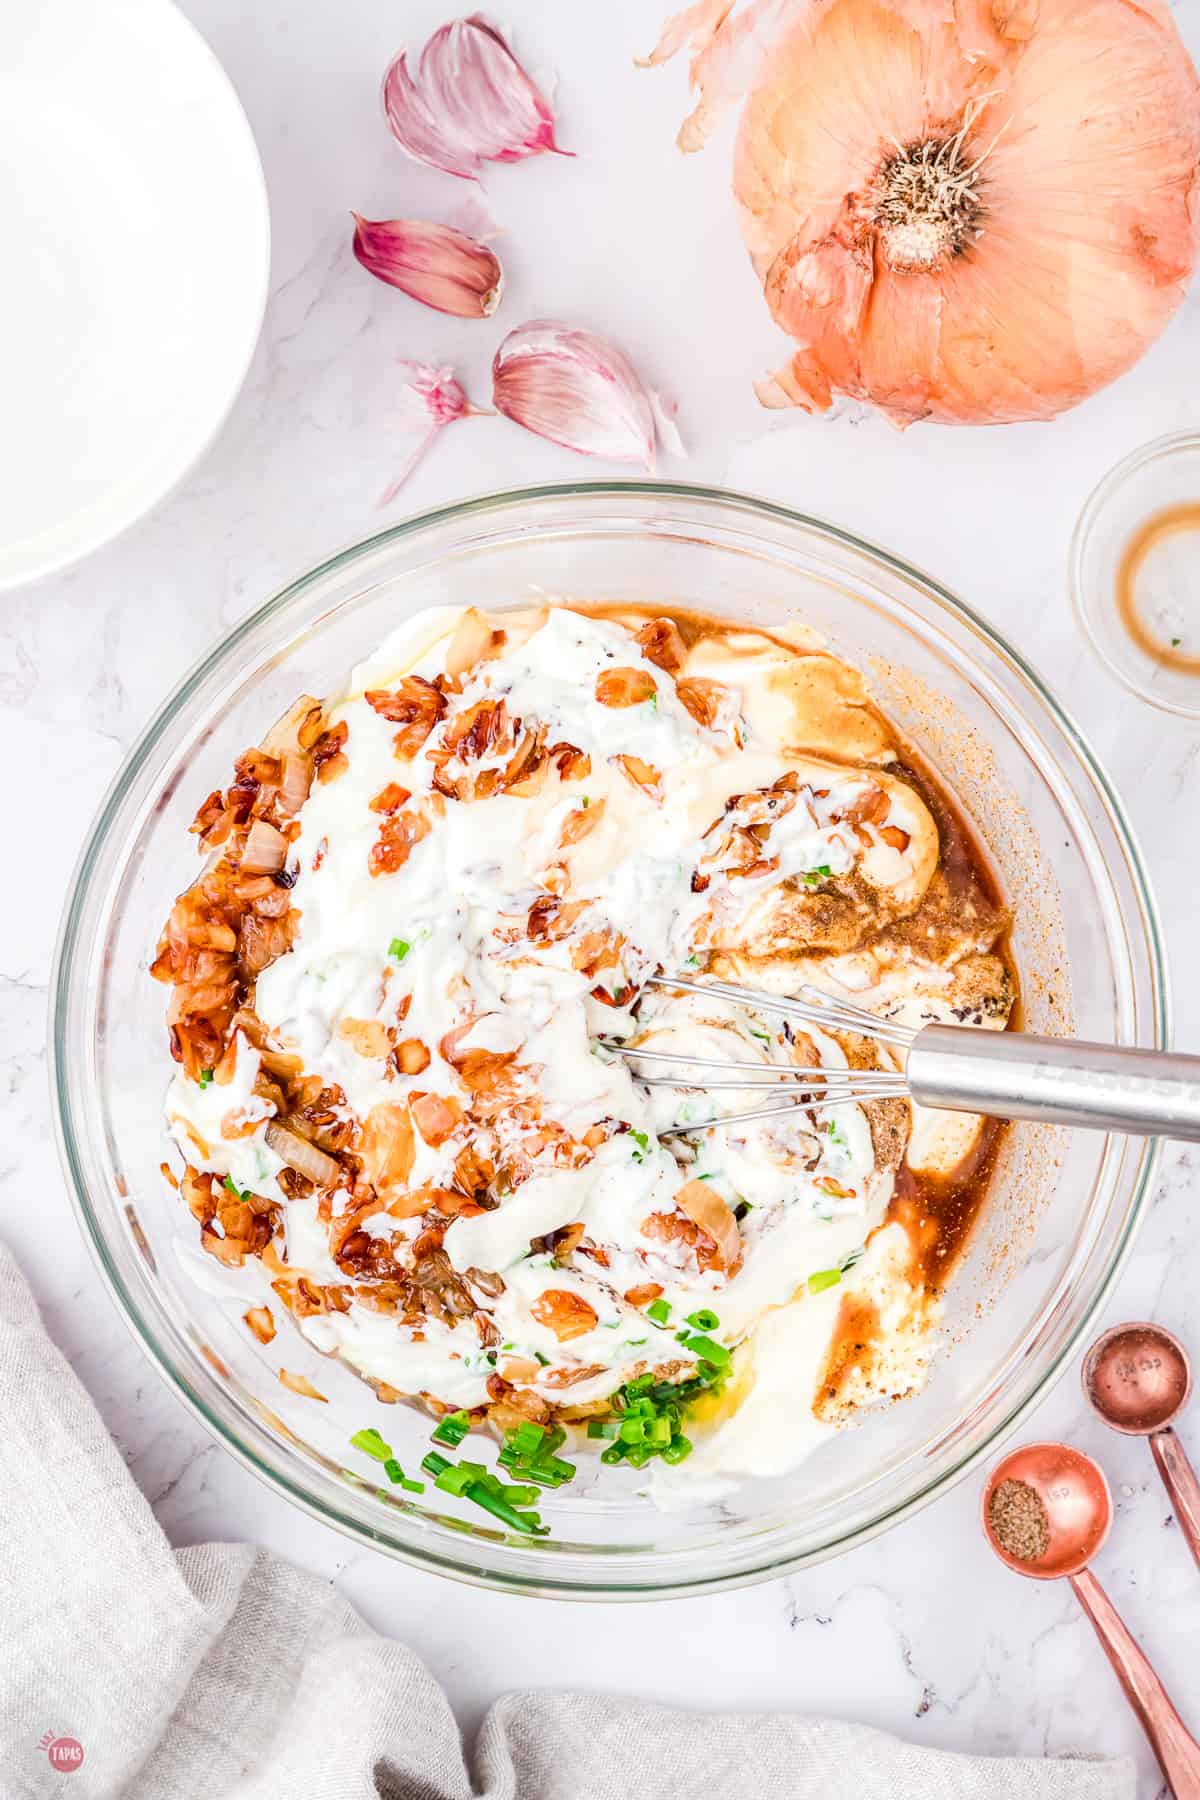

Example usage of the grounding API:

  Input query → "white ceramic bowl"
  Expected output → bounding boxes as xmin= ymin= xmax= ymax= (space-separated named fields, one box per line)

xmin=0 ymin=0 xmax=270 ymax=588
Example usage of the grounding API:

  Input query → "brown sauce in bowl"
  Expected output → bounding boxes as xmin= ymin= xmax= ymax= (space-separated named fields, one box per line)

xmin=1115 ymin=502 xmax=1200 ymax=675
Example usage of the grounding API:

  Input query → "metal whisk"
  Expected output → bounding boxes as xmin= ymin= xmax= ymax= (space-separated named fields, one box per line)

xmin=611 ymin=974 xmax=1200 ymax=1144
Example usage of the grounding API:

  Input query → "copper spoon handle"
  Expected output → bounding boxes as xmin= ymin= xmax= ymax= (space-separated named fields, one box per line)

xmin=1151 ymin=1426 xmax=1200 ymax=1573
xmin=1069 ymin=1567 xmax=1200 ymax=1796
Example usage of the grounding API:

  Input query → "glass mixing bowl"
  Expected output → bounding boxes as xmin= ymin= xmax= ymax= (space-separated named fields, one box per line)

xmin=51 ymin=483 xmax=1165 ymax=1598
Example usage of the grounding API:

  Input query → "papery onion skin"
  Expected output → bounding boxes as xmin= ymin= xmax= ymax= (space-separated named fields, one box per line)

xmin=733 ymin=0 xmax=1200 ymax=426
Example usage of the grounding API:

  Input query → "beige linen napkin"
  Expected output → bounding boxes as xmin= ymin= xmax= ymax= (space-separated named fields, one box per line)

xmin=0 ymin=1240 xmax=1134 ymax=1799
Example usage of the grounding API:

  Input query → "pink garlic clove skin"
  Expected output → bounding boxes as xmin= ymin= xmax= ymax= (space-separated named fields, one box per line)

xmin=352 ymin=215 xmax=503 ymax=318
xmin=382 ymin=14 xmax=569 ymax=182
xmin=492 ymin=320 xmax=657 ymax=469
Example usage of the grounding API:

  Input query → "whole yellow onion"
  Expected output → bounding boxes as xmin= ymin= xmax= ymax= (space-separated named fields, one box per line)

xmin=649 ymin=0 xmax=1200 ymax=426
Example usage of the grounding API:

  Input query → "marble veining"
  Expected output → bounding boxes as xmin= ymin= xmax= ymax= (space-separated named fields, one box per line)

xmin=3 ymin=2 xmax=1199 ymax=1793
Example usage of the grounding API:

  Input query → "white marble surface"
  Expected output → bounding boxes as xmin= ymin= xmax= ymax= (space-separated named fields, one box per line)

xmin=5 ymin=0 xmax=1200 ymax=1791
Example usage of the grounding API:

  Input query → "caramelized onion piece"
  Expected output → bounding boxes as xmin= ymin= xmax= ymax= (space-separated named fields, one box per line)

xmin=637 ymin=616 xmax=686 ymax=673
xmin=278 ymin=751 xmax=311 ymax=816
xmin=530 ymin=1288 xmax=599 ymax=1341
xmin=358 ymin=1102 xmax=416 ymax=1192
xmin=676 ymin=1179 xmax=743 ymax=1275
xmin=265 ymin=1122 xmax=342 ymax=1188
xmin=241 ymin=819 xmax=288 ymax=875
xmin=243 ymin=1305 xmax=276 ymax=1345
xmin=279 ymin=1368 xmax=328 ymax=1402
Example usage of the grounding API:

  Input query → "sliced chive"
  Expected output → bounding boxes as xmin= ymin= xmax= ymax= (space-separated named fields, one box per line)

xmin=467 ymin=1484 xmax=547 ymax=1535
xmin=509 ymin=1421 xmax=547 ymax=1457
xmin=431 ymin=1409 xmax=471 ymax=1447
xmin=350 ymin=1427 xmax=392 ymax=1463
xmin=680 ymin=1333 xmax=730 ymax=1369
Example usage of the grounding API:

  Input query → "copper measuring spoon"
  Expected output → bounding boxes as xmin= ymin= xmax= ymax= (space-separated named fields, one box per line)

xmin=982 ymin=1442 xmax=1200 ymax=1796
xmin=1084 ymin=1322 xmax=1200 ymax=1572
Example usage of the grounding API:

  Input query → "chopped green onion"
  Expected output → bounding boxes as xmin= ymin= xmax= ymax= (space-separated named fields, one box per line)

xmin=808 ymin=1267 xmax=841 ymax=1294
xmin=350 ymin=1427 xmax=392 ymax=1463
xmin=431 ymin=1409 xmax=470 ymax=1448
xmin=646 ymin=1298 xmax=671 ymax=1326
xmin=629 ymin=1129 xmax=650 ymax=1164
xmin=680 ymin=1333 xmax=730 ymax=1369
xmin=662 ymin=1435 xmax=693 ymax=1464
xmin=421 ymin=1450 xmax=452 ymax=1479
xmin=388 ymin=937 xmax=411 ymax=962
xmin=685 ymin=1309 xmax=720 ymax=1332
xmin=509 ymin=1420 xmax=547 ymax=1457
xmin=222 ymin=1174 xmax=249 ymax=1199
xmin=468 ymin=1484 xmax=548 ymax=1535
xmin=435 ymin=1463 xmax=477 ymax=1498
xmin=581 ymin=795 xmax=590 ymax=809
xmin=600 ymin=1443 xmax=626 ymax=1465
xmin=399 ymin=1475 xmax=425 ymax=1494
xmin=198 ymin=1068 xmax=214 ymax=1089
xmin=587 ymin=1419 xmax=620 ymax=1439
xmin=382 ymin=1457 xmax=405 ymax=1484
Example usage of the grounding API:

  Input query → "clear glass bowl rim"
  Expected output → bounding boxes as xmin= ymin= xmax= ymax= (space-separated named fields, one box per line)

xmin=51 ymin=478 xmax=1167 ymax=1599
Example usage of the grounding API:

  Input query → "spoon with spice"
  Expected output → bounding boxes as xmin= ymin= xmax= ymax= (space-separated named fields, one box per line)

xmin=982 ymin=1442 xmax=1200 ymax=1796
xmin=1084 ymin=1322 xmax=1200 ymax=1573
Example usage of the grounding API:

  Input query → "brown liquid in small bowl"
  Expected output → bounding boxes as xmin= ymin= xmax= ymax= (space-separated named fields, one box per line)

xmin=1116 ymin=502 xmax=1200 ymax=677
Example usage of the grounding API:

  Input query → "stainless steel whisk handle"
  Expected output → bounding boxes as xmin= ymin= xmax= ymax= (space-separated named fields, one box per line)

xmin=906 ymin=1026 xmax=1200 ymax=1142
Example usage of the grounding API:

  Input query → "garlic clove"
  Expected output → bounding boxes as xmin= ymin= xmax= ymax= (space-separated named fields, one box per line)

xmin=383 ymin=15 xmax=568 ymax=182
xmin=380 ymin=363 xmax=488 ymax=504
xmin=352 ymin=215 xmax=503 ymax=318
xmin=491 ymin=320 xmax=658 ymax=468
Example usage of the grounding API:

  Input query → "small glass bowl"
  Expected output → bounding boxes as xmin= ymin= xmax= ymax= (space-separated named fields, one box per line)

xmin=1072 ymin=432 xmax=1200 ymax=720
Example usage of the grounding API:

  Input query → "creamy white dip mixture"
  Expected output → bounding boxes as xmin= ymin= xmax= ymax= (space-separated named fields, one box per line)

xmin=160 ymin=603 xmax=1013 ymax=1490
